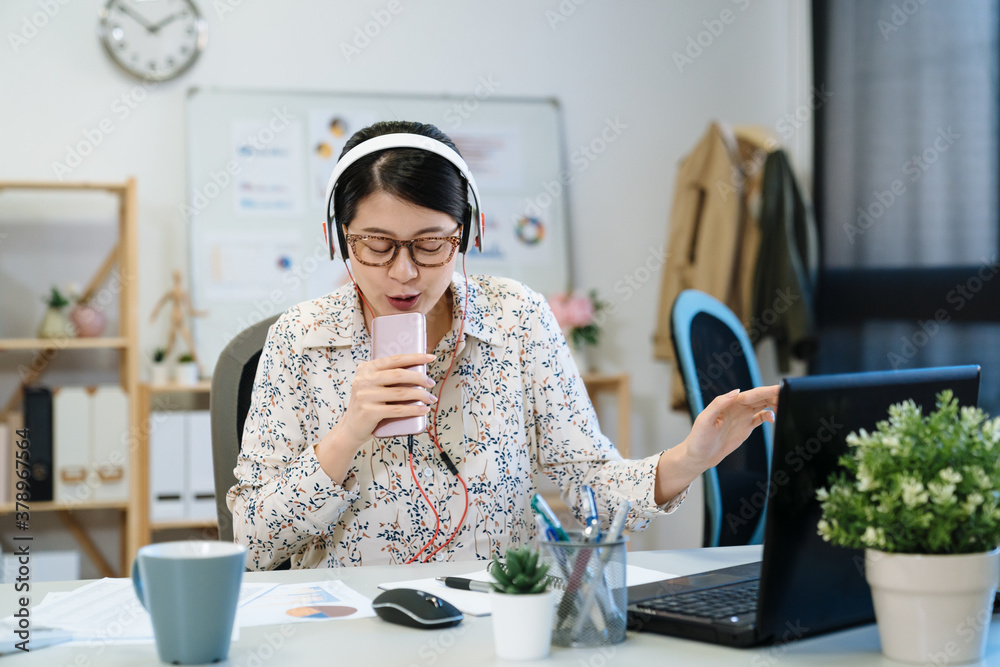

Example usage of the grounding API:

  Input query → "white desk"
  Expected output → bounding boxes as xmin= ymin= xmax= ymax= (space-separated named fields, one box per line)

xmin=3 ymin=545 xmax=999 ymax=666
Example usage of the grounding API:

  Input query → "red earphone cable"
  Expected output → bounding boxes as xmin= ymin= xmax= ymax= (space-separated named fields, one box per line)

xmin=420 ymin=256 xmax=472 ymax=561
xmin=405 ymin=441 xmax=442 ymax=564
xmin=344 ymin=262 xmax=376 ymax=323
xmin=345 ymin=240 xmax=472 ymax=563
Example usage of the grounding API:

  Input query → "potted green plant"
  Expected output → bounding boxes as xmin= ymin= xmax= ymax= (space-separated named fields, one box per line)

xmin=174 ymin=352 xmax=199 ymax=386
xmin=818 ymin=390 xmax=1000 ymax=664
xmin=489 ymin=545 xmax=555 ymax=660
xmin=37 ymin=286 xmax=72 ymax=339
xmin=150 ymin=347 xmax=170 ymax=385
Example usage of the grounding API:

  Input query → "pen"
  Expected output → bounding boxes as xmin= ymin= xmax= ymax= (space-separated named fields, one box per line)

xmin=570 ymin=499 xmax=631 ymax=642
xmin=436 ymin=577 xmax=493 ymax=593
xmin=581 ymin=485 xmax=600 ymax=542
xmin=530 ymin=493 xmax=570 ymax=541
xmin=602 ymin=498 xmax=630 ymax=546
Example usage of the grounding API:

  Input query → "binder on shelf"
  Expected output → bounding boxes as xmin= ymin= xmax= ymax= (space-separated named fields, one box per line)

xmin=0 ymin=419 xmax=10 ymax=503
xmin=184 ymin=411 xmax=216 ymax=521
xmin=22 ymin=386 xmax=54 ymax=501
xmin=91 ymin=386 xmax=129 ymax=501
xmin=53 ymin=387 xmax=90 ymax=503
xmin=149 ymin=411 xmax=186 ymax=522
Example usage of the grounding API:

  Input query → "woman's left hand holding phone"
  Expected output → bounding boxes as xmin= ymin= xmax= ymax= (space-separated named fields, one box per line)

xmin=314 ymin=353 xmax=437 ymax=484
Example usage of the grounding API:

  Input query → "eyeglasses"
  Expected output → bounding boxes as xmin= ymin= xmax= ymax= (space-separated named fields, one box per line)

xmin=345 ymin=234 xmax=463 ymax=267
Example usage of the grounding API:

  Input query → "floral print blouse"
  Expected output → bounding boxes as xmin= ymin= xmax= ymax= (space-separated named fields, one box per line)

xmin=227 ymin=274 xmax=686 ymax=569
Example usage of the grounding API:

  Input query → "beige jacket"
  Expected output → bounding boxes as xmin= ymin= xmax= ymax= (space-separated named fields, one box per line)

xmin=653 ymin=122 xmax=777 ymax=410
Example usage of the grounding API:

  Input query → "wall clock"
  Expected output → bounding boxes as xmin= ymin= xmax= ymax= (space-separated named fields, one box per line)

xmin=98 ymin=0 xmax=207 ymax=82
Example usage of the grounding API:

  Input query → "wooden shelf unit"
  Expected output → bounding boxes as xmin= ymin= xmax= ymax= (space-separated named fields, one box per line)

xmin=0 ymin=338 xmax=129 ymax=351
xmin=0 ymin=179 xmax=139 ymax=577
xmin=135 ymin=382 xmax=217 ymax=544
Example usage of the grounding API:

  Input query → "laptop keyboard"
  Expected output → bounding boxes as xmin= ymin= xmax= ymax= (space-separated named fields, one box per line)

xmin=634 ymin=580 xmax=759 ymax=620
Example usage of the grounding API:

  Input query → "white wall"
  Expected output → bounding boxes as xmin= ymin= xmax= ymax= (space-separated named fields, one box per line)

xmin=0 ymin=0 xmax=811 ymax=575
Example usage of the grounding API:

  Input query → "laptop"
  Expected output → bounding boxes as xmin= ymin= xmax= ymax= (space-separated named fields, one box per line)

xmin=627 ymin=365 xmax=982 ymax=647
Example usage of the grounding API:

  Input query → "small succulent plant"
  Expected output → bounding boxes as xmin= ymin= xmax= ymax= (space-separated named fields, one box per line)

xmin=178 ymin=352 xmax=195 ymax=363
xmin=44 ymin=286 xmax=69 ymax=309
xmin=490 ymin=546 xmax=550 ymax=595
xmin=152 ymin=347 xmax=167 ymax=363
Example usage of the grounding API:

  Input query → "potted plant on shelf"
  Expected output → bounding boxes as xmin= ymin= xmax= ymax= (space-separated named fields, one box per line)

xmin=174 ymin=352 xmax=199 ymax=386
xmin=490 ymin=545 xmax=555 ymax=660
xmin=37 ymin=286 xmax=72 ymax=339
xmin=546 ymin=289 xmax=607 ymax=374
xmin=818 ymin=390 xmax=1000 ymax=665
xmin=68 ymin=289 xmax=107 ymax=338
xmin=150 ymin=348 xmax=170 ymax=385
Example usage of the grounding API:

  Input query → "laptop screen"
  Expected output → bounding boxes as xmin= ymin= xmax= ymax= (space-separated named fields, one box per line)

xmin=756 ymin=365 xmax=981 ymax=642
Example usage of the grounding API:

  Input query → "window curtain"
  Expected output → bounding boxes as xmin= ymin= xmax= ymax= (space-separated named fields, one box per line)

xmin=813 ymin=0 xmax=1000 ymax=414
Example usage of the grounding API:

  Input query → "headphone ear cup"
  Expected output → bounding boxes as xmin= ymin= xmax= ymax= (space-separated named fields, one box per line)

xmin=458 ymin=204 xmax=473 ymax=254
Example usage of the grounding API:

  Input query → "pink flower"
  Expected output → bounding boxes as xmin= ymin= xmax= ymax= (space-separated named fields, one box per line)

xmin=547 ymin=292 xmax=594 ymax=329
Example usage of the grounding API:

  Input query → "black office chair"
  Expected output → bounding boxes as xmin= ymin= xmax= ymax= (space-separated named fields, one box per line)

xmin=670 ymin=289 xmax=773 ymax=548
xmin=209 ymin=314 xmax=280 ymax=546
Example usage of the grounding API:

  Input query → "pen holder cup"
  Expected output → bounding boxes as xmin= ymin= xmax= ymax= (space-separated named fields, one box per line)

xmin=540 ymin=532 xmax=628 ymax=647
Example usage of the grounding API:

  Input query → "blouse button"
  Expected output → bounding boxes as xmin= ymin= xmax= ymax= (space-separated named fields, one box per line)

xmin=422 ymin=467 xmax=433 ymax=479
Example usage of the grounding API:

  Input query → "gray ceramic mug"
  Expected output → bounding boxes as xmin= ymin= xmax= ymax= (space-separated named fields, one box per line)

xmin=132 ymin=541 xmax=246 ymax=664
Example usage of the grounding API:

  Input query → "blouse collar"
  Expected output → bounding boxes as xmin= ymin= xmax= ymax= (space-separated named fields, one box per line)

xmin=300 ymin=274 xmax=504 ymax=350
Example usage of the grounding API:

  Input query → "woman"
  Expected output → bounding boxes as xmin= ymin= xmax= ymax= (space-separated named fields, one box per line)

xmin=227 ymin=120 xmax=778 ymax=570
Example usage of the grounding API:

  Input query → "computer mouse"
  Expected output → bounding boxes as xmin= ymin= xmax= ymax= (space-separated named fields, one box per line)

xmin=372 ymin=588 xmax=464 ymax=629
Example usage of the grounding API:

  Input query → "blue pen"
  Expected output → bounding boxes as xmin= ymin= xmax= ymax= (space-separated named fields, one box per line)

xmin=570 ymin=498 xmax=631 ymax=642
xmin=581 ymin=485 xmax=600 ymax=542
xmin=531 ymin=493 xmax=570 ymax=541
xmin=533 ymin=513 xmax=559 ymax=543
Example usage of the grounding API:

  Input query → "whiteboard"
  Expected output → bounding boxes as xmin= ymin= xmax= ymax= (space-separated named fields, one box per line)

xmin=185 ymin=87 xmax=571 ymax=374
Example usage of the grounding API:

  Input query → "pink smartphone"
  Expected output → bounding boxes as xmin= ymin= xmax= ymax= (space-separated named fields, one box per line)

xmin=371 ymin=312 xmax=428 ymax=438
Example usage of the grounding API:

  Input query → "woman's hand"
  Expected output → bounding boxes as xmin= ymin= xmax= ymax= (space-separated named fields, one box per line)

xmin=654 ymin=385 xmax=779 ymax=505
xmin=315 ymin=352 xmax=437 ymax=482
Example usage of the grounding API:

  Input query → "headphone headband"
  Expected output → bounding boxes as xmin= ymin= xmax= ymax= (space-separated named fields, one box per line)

xmin=324 ymin=133 xmax=484 ymax=260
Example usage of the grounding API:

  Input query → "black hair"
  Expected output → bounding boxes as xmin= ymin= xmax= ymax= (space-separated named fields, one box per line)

xmin=334 ymin=120 xmax=468 ymax=230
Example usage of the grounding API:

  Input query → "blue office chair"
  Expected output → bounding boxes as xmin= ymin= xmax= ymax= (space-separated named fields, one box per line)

xmin=670 ymin=289 xmax=773 ymax=548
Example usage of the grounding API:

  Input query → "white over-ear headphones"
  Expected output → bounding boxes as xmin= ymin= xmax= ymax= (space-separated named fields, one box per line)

xmin=324 ymin=133 xmax=485 ymax=261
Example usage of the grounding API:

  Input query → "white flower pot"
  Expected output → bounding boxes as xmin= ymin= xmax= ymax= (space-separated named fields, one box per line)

xmin=491 ymin=590 xmax=555 ymax=660
xmin=173 ymin=362 xmax=199 ymax=386
xmin=150 ymin=363 xmax=171 ymax=386
xmin=865 ymin=548 xmax=1000 ymax=665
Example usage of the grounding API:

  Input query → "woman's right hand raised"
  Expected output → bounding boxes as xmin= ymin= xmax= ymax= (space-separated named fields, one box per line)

xmin=335 ymin=352 xmax=438 ymax=451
